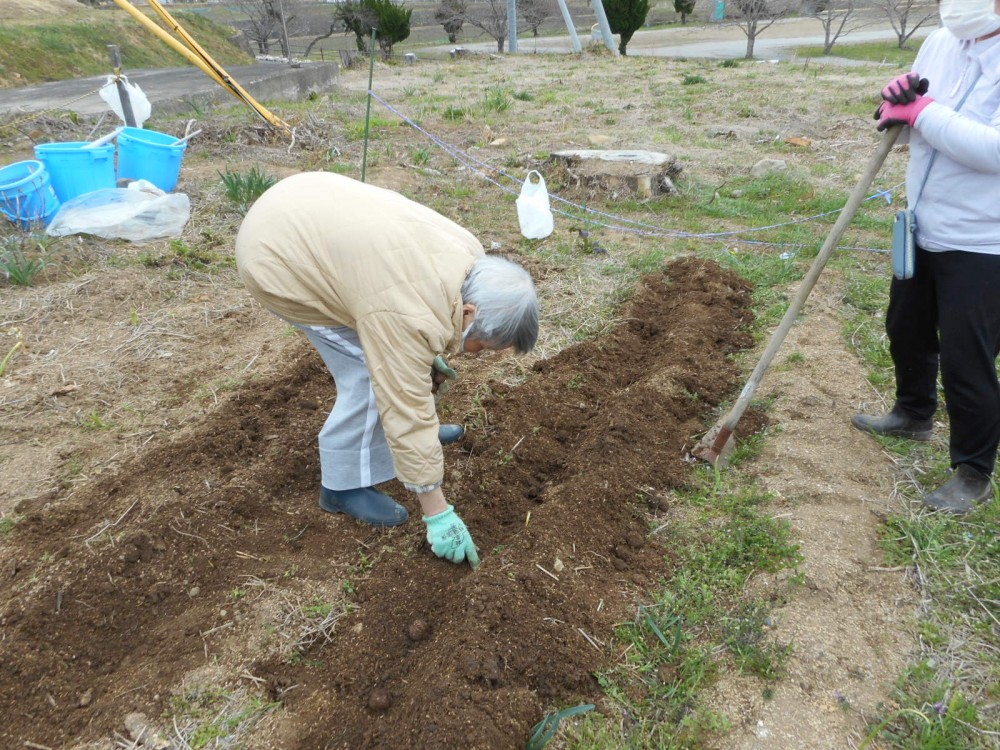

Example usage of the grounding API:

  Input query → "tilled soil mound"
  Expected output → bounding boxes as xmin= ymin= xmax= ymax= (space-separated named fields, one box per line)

xmin=0 ymin=256 xmax=755 ymax=749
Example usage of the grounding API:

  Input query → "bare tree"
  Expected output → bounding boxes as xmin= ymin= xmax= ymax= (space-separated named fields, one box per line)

xmin=434 ymin=0 xmax=467 ymax=43
xmin=231 ymin=0 xmax=279 ymax=54
xmin=463 ymin=0 xmax=508 ymax=52
xmin=303 ymin=21 xmax=343 ymax=59
xmin=520 ymin=0 xmax=555 ymax=37
xmin=732 ymin=0 xmax=789 ymax=58
xmin=875 ymin=0 xmax=938 ymax=49
xmin=231 ymin=0 xmax=307 ymax=57
xmin=815 ymin=0 xmax=869 ymax=54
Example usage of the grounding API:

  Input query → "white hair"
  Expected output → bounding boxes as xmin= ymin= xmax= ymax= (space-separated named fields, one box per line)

xmin=461 ymin=256 xmax=539 ymax=354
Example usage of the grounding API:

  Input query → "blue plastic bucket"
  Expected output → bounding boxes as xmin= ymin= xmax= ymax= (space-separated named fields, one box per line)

xmin=0 ymin=160 xmax=60 ymax=229
xmin=34 ymin=141 xmax=117 ymax=203
xmin=116 ymin=127 xmax=186 ymax=192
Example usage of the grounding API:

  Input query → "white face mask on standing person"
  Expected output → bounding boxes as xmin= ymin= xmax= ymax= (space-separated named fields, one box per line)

xmin=940 ymin=0 xmax=1000 ymax=40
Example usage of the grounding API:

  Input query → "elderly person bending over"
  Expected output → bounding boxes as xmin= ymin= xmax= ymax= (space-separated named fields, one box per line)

xmin=236 ymin=172 xmax=539 ymax=568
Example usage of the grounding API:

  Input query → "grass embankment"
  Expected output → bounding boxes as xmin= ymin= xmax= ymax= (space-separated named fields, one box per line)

xmin=794 ymin=41 xmax=924 ymax=64
xmin=0 ymin=11 xmax=251 ymax=88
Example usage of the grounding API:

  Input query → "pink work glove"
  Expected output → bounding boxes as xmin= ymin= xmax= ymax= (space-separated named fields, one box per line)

xmin=875 ymin=96 xmax=934 ymax=132
xmin=881 ymin=72 xmax=929 ymax=104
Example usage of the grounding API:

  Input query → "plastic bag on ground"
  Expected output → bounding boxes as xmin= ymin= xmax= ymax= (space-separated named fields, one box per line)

xmin=46 ymin=180 xmax=190 ymax=242
xmin=515 ymin=170 xmax=554 ymax=240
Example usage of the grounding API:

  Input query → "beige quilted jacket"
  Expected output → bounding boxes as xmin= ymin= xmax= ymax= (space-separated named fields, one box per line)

xmin=236 ymin=172 xmax=483 ymax=488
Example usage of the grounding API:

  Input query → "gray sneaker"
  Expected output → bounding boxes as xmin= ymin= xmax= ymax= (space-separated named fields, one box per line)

xmin=851 ymin=409 xmax=933 ymax=441
xmin=922 ymin=465 xmax=993 ymax=515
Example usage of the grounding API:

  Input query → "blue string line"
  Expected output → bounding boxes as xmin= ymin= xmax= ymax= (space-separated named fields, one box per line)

xmin=367 ymin=91 xmax=896 ymax=254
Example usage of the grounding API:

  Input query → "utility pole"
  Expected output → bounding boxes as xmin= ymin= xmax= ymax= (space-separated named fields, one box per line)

xmin=555 ymin=0 xmax=582 ymax=52
xmin=591 ymin=0 xmax=618 ymax=55
xmin=507 ymin=0 xmax=518 ymax=52
xmin=276 ymin=0 xmax=291 ymax=61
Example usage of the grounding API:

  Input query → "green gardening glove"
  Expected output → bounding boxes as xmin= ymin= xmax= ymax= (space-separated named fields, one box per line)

xmin=431 ymin=355 xmax=458 ymax=401
xmin=433 ymin=355 xmax=457 ymax=380
xmin=423 ymin=505 xmax=480 ymax=569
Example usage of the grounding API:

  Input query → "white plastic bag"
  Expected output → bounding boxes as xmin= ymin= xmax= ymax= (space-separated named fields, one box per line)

xmin=99 ymin=75 xmax=152 ymax=128
xmin=46 ymin=180 xmax=190 ymax=242
xmin=515 ymin=170 xmax=554 ymax=240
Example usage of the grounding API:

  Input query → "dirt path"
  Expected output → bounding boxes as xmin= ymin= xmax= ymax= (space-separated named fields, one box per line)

xmin=707 ymin=272 xmax=916 ymax=748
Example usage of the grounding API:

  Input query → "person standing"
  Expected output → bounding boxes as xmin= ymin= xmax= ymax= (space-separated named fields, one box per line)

xmin=852 ymin=0 xmax=1000 ymax=513
xmin=236 ymin=172 xmax=539 ymax=565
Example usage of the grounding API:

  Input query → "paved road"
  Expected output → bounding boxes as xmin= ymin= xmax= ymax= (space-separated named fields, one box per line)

xmin=426 ymin=16 xmax=935 ymax=61
xmin=0 ymin=17 xmax=934 ymax=120
xmin=0 ymin=62 xmax=338 ymax=119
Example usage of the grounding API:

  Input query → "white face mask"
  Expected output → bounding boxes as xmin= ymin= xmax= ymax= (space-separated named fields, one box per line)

xmin=940 ymin=0 xmax=1000 ymax=40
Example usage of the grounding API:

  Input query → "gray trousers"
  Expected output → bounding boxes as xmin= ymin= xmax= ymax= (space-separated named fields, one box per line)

xmin=298 ymin=325 xmax=396 ymax=491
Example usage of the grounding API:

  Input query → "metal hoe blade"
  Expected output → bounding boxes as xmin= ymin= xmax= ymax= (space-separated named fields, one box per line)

xmin=692 ymin=424 xmax=736 ymax=467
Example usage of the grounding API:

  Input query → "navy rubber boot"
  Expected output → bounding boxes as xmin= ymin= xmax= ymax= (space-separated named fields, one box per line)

xmin=319 ymin=486 xmax=409 ymax=527
xmin=922 ymin=465 xmax=993 ymax=515
xmin=438 ymin=424 xmax=465 ymax=445
xmin=851 ymin=407 xmax=933 ymax=441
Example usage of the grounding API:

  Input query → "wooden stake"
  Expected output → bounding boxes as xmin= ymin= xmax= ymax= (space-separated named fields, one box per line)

xmin=107 ymin=45 xmax=136 ymax=127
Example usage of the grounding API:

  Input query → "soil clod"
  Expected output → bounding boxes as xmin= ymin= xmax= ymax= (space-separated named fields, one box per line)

xmin=367 ymin=688 xmax=393 ymax=712
xmin=406 ymin=618 xmax=431 ymax=642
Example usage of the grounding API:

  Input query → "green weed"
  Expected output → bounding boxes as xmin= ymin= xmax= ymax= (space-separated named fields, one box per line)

xmin=0 ymin=233 xmax=57 ymax=286
xmin=1 ymin=327 xmax=23 ymax=377
xmin=220 ymin=165 xmax=277 ymax=214
xmin=862 ymin=663 xmax=991 ymax=749
xmin=483 ymin=85 xmax=513 ymax=113
xmin=79 ymin=410 xmax=115 ymax=432
xmin=158 ymin=239 xmax=235 ymax=274
xmin=170 ymin=685 xmax=278 ymax=750
xmin=409 ymin=146 xmax=432 ymax=165
xmin=347 ymin=114 xmax=396 ymax=140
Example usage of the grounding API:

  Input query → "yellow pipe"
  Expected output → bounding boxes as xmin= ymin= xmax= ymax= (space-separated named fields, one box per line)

xmin=109 ymin=0 xmax=226 ymax=87
xmin=143 ymin=0 xmax=290 ymax=132
xmin=110 ymin=0 xmax=290 ymax=133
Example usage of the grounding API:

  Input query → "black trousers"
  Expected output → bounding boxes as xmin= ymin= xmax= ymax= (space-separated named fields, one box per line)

xmin=887 ymin=246 xmax=1000 ymax=475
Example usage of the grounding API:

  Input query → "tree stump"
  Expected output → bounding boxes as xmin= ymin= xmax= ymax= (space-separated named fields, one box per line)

xmin=547 ymin=149 xmax=681 ymax=199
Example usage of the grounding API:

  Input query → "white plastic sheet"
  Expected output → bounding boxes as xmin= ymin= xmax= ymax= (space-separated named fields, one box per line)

xmin=46 ymin=180 xmax=190 ymax=242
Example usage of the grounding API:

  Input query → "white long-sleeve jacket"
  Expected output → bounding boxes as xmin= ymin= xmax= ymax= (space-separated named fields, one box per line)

xmin=908 ymin=28 xmax=1000 ymax=254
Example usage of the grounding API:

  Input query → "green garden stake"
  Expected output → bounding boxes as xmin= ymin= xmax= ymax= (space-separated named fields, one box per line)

xmin=361 ymin=26 xmax=377 ymax=182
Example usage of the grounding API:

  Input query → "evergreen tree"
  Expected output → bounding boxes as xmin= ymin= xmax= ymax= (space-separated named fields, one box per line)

xmin=603 ymin=0 xmax=651 ymax=55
